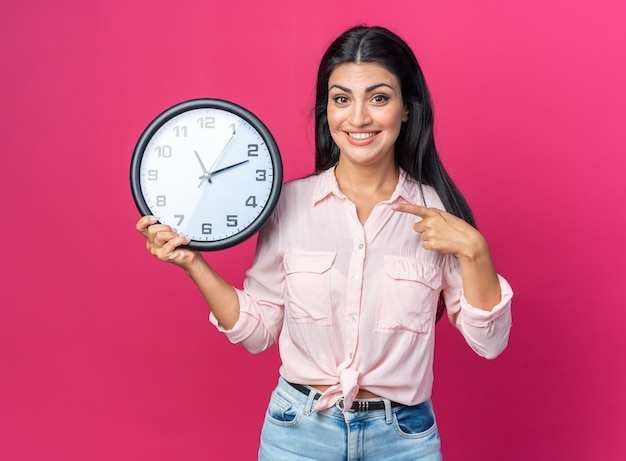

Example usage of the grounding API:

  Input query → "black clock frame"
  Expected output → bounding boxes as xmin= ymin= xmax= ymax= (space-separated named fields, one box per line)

xmin=130 ymin=98 xmax=283 ymax=251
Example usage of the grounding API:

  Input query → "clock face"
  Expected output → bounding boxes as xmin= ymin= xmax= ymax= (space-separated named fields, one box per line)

xmin=131 ymin=99 xmax=282 ymax=250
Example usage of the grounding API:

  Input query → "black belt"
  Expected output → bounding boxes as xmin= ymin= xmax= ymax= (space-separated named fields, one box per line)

xmin=287 ymin=382 xmax=403 ymax=412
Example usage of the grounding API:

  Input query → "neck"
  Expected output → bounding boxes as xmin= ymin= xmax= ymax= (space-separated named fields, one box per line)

xmin=334 ymin=159 xmax=400 ymax=225
xmin=334 ymin=159 xmax=399 ymax=197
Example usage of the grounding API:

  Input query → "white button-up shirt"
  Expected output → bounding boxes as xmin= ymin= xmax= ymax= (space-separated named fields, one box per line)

xmin=210 ymin=167 xmax=513 ymax=412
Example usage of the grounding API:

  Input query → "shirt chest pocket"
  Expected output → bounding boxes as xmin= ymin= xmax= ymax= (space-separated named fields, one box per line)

xmin=375 ymin=257 xmax=443 ymax=337
xmin=284 ymin=250 xmax=336 ymax=325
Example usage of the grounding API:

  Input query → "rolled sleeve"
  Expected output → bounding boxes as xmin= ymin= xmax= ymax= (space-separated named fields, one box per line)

xmin=455 ymin=275 xmax=513 ymax=359
xmin=208 ymin=290 xmax=283 ymax=354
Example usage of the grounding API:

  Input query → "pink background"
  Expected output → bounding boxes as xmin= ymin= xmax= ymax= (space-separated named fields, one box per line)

xmin=2 ymin=0 xmax=625 ymax=459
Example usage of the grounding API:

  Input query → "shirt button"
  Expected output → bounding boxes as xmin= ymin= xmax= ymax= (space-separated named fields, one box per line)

xmin=348 ymin=316 xmax=356 ymax=324
xmin=351 ymin=275 xmax=359 ymax=282
xmin=358 ymin=243 xmax=364 ymax=249
xmin=349 ymin=352 xmax=354 ymax=359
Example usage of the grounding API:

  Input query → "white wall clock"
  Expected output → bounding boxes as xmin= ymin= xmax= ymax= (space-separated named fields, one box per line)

xmin=130 ymin=98 xmax=283 ymax=250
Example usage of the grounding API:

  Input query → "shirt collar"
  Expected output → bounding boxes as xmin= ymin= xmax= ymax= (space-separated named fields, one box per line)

xmin=394 ymin=169 xmax=424 ymax=205
xmin=312 ymin=167 xmax=343 ymax=205
xmin=312 ymin=167 xmax=423 ymax=206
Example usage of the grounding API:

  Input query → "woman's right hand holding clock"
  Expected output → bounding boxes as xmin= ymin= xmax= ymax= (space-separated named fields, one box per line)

xmin=136 ymin=215 xmax=197 ymax=268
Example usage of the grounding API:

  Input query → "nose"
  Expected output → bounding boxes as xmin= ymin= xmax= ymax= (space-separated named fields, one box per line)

xmin=349 ymin=101 xmax=372 ymax=126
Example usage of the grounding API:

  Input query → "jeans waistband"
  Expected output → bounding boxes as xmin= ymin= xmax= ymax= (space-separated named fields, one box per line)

xmin=286 ymin=381 xmax=403 ymax=412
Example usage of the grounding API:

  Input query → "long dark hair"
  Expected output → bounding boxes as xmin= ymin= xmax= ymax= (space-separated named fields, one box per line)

xmin=314 ymin=25 xmax=475 ymax=321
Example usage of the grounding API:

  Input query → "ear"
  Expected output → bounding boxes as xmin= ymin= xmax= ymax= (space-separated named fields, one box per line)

xmin=402 ymin=105 xmax=409 ymax=122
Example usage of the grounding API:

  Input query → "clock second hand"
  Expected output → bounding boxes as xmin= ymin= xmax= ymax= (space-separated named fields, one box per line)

xmin=204 ymin=130 xmax=236 ymax=184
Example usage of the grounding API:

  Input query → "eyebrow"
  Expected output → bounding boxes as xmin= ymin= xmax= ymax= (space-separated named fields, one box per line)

xmin=329 ymin=83 xmax=395 ymax=93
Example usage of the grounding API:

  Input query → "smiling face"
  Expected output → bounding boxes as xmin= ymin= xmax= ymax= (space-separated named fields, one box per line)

xmin=327 ymin=62 xmax=408 ymax=169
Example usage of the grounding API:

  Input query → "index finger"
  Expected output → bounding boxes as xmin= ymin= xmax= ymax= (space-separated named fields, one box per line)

xmin=391 ymin=203 xmax=435 ymax=218
xmin=136 ymin=215 xmax=158 ymax=233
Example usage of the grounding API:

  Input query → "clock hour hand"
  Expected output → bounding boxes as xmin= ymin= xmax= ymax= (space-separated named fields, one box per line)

xmin=207 ymin=159 xmax=250 ymax=177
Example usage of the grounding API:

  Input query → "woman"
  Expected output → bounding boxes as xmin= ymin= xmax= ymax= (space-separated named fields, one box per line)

xmin=137 ymin=25 xmax=513 ymax=460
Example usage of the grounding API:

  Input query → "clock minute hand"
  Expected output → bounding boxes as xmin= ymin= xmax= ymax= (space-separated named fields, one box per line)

xmin=194 ymin=150 xmax=212 ymax=188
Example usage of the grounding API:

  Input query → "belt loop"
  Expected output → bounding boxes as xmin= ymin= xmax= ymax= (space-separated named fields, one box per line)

xmin=382 ymin=398 xmax=393 ymax=424
xmin=304 ymin=388 xmax=317 ymax=415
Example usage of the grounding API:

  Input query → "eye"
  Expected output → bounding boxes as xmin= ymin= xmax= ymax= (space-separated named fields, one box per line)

xmin=371 ymin=94 xmax=390 ymax=104
xmin=332 ymin=95 xmax=350 ymax=105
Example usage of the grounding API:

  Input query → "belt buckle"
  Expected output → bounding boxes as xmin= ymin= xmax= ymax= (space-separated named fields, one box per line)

xmin=335 ymin=398 xmax=355 ymax=413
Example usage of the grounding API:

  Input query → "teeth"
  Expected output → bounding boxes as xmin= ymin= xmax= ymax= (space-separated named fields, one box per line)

xmin=348 ymin=132 xmax=376 ymax=140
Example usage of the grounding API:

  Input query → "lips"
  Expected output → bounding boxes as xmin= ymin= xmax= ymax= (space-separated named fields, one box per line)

xmin=345 ymin=131 xmax=379 ymax=145
xmin=348 ymin=132 xmax=376 ymax=140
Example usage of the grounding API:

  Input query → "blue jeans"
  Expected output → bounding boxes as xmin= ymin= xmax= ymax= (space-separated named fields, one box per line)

xmin=259 ymin=378 xmax=442 ymax=461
